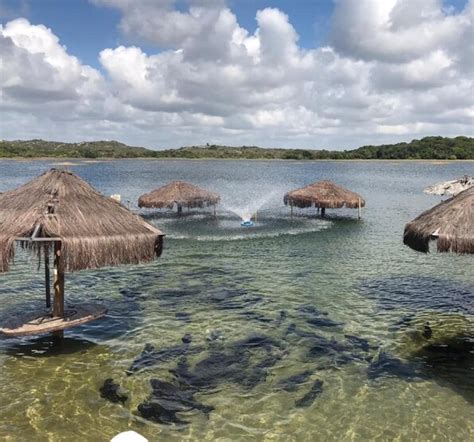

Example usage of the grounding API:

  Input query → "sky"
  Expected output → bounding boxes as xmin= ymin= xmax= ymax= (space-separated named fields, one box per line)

xmin=0 ymin=0 xmax=472 ymax=150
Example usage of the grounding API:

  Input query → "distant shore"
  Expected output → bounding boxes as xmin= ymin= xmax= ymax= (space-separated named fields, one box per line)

xmin=1 ymin=136 xmax=473 ymax=160
xmin=1 ymin=157 xmax=472 ymax=163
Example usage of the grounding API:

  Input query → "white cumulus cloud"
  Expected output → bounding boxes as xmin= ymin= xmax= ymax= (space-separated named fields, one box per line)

xmin=0 ymin=0 xmax=473 ymax=148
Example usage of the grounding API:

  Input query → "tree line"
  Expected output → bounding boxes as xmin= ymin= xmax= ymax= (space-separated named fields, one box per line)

xmin=0 ymin=136 xmax=472 ymax=160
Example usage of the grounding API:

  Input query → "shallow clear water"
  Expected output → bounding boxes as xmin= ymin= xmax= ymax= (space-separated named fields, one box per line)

xmin=0 ymin=159 xmax=473 ymax=441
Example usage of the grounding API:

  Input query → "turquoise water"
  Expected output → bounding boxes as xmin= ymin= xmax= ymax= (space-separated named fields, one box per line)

xmin=0 ymin=159 xmax=473 ymax=441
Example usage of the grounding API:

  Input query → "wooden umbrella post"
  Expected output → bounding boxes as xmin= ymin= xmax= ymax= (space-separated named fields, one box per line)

xmin=358 ymin=198 xmax=361 ymax=219
xmin=44 ymin=244 xmax=51 ymax=309
xmin=52 ymin=241 xmax=65 ymax=340
xmin=53 ymin=241 xmax=64 ymax=317
xmin=213 ymin=204 xmax=216 ymax=218
xmin=321 ymin=207 xmax=326 ymax=217
xmin=290 ymin=203 xmax=293 ymax=218
xmin=177 ymin=204 xmax=183 ymax=215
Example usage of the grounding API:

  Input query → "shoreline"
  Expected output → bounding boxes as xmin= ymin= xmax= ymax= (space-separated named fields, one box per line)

xmin=0 ymin=157 xmax=472 ymax=163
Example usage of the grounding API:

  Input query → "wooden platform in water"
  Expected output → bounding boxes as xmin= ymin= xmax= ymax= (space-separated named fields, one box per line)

xmin=0 ymin=303 xmax=107 ymax=337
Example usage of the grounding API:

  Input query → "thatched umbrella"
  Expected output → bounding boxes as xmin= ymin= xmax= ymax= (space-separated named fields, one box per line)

xmin=0 ymin=169 xmax=164 ymax=337
xmin=403 ymin=187 xmax=473 ymax=254
xmin=284 ymin=180 xmax=365 ymax=218
xmin=138 ymin=180 xmax=220 ymax=215
xmin=424 ymin=175 xmax=473 ymax=196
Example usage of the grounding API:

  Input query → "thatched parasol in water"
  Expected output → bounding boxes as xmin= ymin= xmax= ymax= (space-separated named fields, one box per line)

xmin=138 ymin=180 xmax=220 ymax=215
xmin=424 ymin=175 xmax=473 ymax=197
xmin=284 ymin=180 xmax=365 ymax=218
xmin=0 ymin=169 xmax=164 ymax=337
xmin=403 ymin=187 xmax=473 ymax=254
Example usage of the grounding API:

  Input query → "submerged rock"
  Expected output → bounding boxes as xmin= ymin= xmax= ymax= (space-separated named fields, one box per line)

xmin=277 ymin=370 xmax=314 ymax=392
xmin=287 ymin=325 xmax=368 ymax=370
xmin=286 ymin=323 xmax=326 ymax=340
xmin=234 ymin=334 xmax=281 ymax=350
xmin=359 ymin=276 xmax=473 ymax=315
xmin=240 ymin=311 xmax=273 ymax=323
xmin=172 ymin=351 xmax=248 ymax=390
xmin=422 ymin=323 xmax=433 ymax=339
xmin=207 ymin=288 xmax=262 ymax=310
xmin=344 ymin=334 xmax=372 ymax=352
xmin=367 ymin=351 xmax=427 ymax=381
xmin=170 ymin=334 xmax=284 ymax=391
xmin=206 ymin=330 xmax=224 ymax=342
xmin=306 ymin=317 xmax=344 ymax=328
xmin=394 ymin=312 xmax=473 ymax=357
xmin=137 ymin=378 xmax=214 ymax=425
xmin=175 ymin=312 xmax=192 ymax=323
xmin=127 ymin=336 xmax=201 ymax=375
xmin=150 ymin=379 xmax=214 ymax=414
xmin=138 ymin=402 xmax=189 ymax=425
xmin=181 ymin=333 xmax=193 ymax=344
xmin=295 ymin=379 xmax=324 ymax=407
xmin=296 ymin=304 xmax=344 ymax=328
xmin=100 ymin=378 xmax=128 ymax=404
xmin=274 ymin=310 xmax=288 ymax=327
xmin=298 ymin=305 xmax=329 ymax=316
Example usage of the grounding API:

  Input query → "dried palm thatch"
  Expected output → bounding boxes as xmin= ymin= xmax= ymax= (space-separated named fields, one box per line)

xmin=403 ymin=187 xmax=473 ymax=254
xmin=0 ymin=169 xmax=164 ymax=273
xmin=138 ymin=181 xmax=220 ymax=210
xmin=284 ymin=180 xmax=365 ymax=209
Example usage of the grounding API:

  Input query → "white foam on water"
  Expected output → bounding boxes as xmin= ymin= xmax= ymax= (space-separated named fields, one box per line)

xmin=167 ymin=219 xmax=332 ymax=241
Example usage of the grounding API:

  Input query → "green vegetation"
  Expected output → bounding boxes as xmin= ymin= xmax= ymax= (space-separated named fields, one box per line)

xmin=0 ymin=140 xmax=152 ymax=159
xmin=0 ymin=136 xmax=472 ymax=160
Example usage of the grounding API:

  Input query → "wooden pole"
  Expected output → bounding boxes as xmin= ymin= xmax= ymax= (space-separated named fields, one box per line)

xmin=52 ymin=241 xmax=64 ymax=339
xmin=213 ymin=204 xmax=216 ymax=218
xmin=358 ymin=198 xmax=361 ymax=219
xmin=44 ymin=245 xmax=51 ymax=309
xmin=177 ymin=205 xmax=183 ymax=215
xmin=290 ymin=204 xmax=293 ymax=218
xmin=321 ymin=207 xmax=326 ymax=217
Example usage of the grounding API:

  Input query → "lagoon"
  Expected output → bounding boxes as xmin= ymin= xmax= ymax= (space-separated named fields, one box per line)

xmin=0 ymin=159 xmax=473 ymax=441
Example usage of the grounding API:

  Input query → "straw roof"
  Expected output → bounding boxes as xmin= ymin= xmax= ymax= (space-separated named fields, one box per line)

xmin=0 ymin=169 xmax=164 ymax=272
xmin=424 ymin=175 xmax=473 ymax=196
xmin=403 ymin=187 xmax=473 ymax=254
xmin=284 ymin=180 xmax=365 ymax=209
xmin=138 ymin=180 xmax=220 ymax=209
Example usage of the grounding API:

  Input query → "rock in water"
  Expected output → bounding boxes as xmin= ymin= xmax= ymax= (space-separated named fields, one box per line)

xmin=422 ymin=322 xmax=433 ymax=339
xmin=150 ymin=379 xmax=214 ymax=414
xmin=298 ymin=305 xmax=329 ymax=316
xmin=306 ymin=317 xmax=344 ymax=328
xmin=127 ymin=336 xmax=201 ymax=375
xmin=138 ymin=402 xmax=189 ymax=425
xmin=206 ymin=330 xmax=224 ymax=342
xmin=175 ymin=312 xmax=192 ymax=323
xmin=367 ymin=351 xmax=427 ymax=381
xmin=344 ymin=334 xmax=371 ymax=352
xmin=137 ymin=378 xmax=214 ymax=425
xmin=181 ymin=333 xmax=193 ymax=344
xmin=295 ymin=380 xmax=324 ymax=407
xmin=277 ymin=370 xmax=314 ymax=392
xmin=170 ymin=334 xmax=283 ymax=391
xmin=274 ymin=310 xmax=288 ymax=327
xmin=99 ymin=378 xmax=128 ymax=404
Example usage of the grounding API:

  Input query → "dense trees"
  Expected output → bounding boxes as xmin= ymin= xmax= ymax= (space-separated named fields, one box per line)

xmin=0 ymin=136 xmax=472 ymax=160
